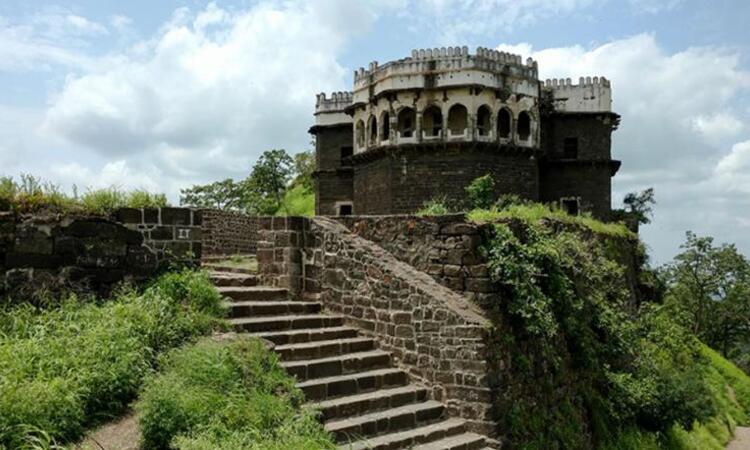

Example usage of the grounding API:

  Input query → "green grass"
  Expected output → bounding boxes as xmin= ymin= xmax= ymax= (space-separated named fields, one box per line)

xmin=137 ymin=336 xmax=335 ymax=450
xmin=0 ymin=174 xmax=168 ymax=215
xmin=208 ymin=255 xmax=259 ymax=272
xmin=275 ymin=184 xmax=314 ymax=217
xmin=0 ymin=270 xmax=225 ymax=449
xmin=468 ymin=203 xmax=635 ymax=238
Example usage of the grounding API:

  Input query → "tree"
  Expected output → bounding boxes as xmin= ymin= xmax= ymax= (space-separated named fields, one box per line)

xmin=243 ymin=149 xmax=294 ymax=215
xmin=465 ymin=174 xmax=496 ymax=210
xmin=292 ymin=150 xmax=315 ymax=190
xmin=623 ymin=188 xmax=656 ymax=225
xmin=180 ymin=179 xmax=246 ymax=210
xmin=664 ymin=231 xmax=750 ymax=367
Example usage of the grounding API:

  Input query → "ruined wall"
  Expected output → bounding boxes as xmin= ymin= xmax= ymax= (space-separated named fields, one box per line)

xmin=314 ymin=124 xmax=355 ymax=216
xmin=353 ymin=145 xmax=539 ymax=214
xmin=334 ymin=215 xmax=498 ymax=302
xmin=200 ymin=209 xmax=258 ymax=256
xmin=1 ymin=207 xmax=201 ymax=298
xmin=256 ymin=216 xmax=496 ymax=436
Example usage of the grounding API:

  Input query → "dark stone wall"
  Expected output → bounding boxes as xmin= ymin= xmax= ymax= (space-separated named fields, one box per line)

xmin=353 ymin=145 xmax=540 ymax=215
xmin=200 ymin=209 xmax=258 ymax=255
xmin=313 ymin=124 xmax=355 ymax=215
xmin=540 ymin=161 xmax=613 ymax=220
xmin=542 ymin=113 xmax=615 ymax=160
xmin=1 ymin=207 xmax=201 ymax=298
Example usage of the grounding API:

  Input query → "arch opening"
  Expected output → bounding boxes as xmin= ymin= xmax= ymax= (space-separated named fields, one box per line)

xmin=477 ymin=105 xmax=491 ymax=136
xmin=447 ymin=104 xmax=468 ymax=135
xmin=423 ymin=105 xmax=443 ymax=137
xmin=498 ymin=108 xmax=511 ymax=139
xmin=518 ymin=111 xmax=531 ymax=141
xmin=368 ymin=115 xmax=378 ymax=146
xmin=355 ymin=120 xmax=365 ymax=149
xmin=397 ymin=107 xmax=416 ymax=138
xmin=380 ymin=111 xmax=390 ymax=141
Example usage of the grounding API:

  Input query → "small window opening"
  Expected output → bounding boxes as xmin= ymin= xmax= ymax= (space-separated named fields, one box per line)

xmin=368 ymin=115 xmax=378 ymax=146
xmin=561 ymin=198 xmax=580 ymax=216
xmin=338 ymin=204 xmax=353 ymax=216
xmin=563 ymin=137 xmax=578 ymax=159
xmin=381 ymin=112 xmax=390 ymax=141
xmin=397 ymin=107 xmax=416 ymax=138
xmin=423 ymin=106 xmax=443 ymax=137
xmin=340 ymin=146 xmax=353 ymax=167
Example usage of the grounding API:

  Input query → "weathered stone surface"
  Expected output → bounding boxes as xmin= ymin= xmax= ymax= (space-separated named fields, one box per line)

xmin=201 ymin=209 xmax=258 ymax=256
xmin=160 ymin=207 xmax=191 ymax=225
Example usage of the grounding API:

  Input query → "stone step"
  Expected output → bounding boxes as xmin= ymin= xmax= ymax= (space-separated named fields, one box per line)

xmin=282 ymin=350 xmax=391 ymax=381
xmin=229 ymin=301 xmax=322 ymax=318
xmin=339 ymin=418 xmax=468 ymax=450
xmin=251 ymin=326 xmax=360 ymax=346
xmin=203 ymin=264 xmax=256 ymax=275
xmin=325 ymin=400 xmax=445 ymax=443
xmin=297 ymin=368 xmax=409 ymax=401
xmin=209 ymin=272 xmax=257 ymax=287
xmin=230 ymin=315 xmax=343 ymax=333
xmin=314 ymin=385 xmax=428 ymax=422
xmin=410 ymin=432 xmax=488 ymax=450
xmin=217 ymin=286 xmax=287 ymax=301
xmin=276 ymin=337 xmax=376 ymax=362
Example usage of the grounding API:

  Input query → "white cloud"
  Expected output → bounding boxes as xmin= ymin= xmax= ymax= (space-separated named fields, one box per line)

xmin=42 ymin=0 xmax=393 ymax=192
xmin=715 ymin=140 xmax=750 ymax=193
xmin=691 ymin=112 xmax=744 ymax=141
xmin=628 ymin=0 xmax=683 ymax=14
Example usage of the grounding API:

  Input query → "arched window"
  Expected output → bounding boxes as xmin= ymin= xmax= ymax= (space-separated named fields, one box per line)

xmin=368 ymin=115 xmax=378 ymax=146
xmin=380 ymin=111 xmax=390 ymax=141
xmin=517 ymin=111 xmax=531 ymax=141
xmin=447 ymin=104 xmax=468 ymax=135
xmin=397 ymin=107 xmax=416 ymax=137
xmin=497 ymin=108 xmax=511 ymax=139
xmin=423 ymin=105 xmax=443 ymax=137
xmin=477 ymin=105 xmax=491 ymax=136
xmin=355 ymin=120 xmax=365 ymax=149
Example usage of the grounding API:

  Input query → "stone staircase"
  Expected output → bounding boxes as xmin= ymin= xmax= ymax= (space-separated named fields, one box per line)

xmin=208 ymin=266 xmax=492 ymax=450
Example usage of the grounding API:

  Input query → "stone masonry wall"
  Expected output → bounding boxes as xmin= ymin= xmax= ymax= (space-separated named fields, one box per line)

xmin=200 ymin=209 xmax=259 ymax=256
xmin=1 ymin=207 xmax=201 ymax=298
xmin=334 ymin=215 xmax=498 ymax=303
xmin=256 ymin=216 xmax=496 ymax=436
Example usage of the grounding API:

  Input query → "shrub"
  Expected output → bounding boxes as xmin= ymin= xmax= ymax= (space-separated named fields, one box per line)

xmin=465 ymin=174 xmax=496 ymax=209
xmin=275 ymin=184 xmax=315 ymax=217
xmin=416 ymin=197 xmax=451 ymax=216
xmin=137 ymin=337 xmax=334 ymax=450
xmin=0 ymin=269 xmax=224 ymax=449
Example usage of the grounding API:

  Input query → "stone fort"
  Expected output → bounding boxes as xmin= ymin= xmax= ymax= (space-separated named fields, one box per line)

xmin=311 ymin=46 xmax=621 ymax=219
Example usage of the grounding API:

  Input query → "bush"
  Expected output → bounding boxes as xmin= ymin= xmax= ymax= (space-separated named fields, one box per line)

xmin=275 ymin=184 xmax=314 ymax=217
xmin=0 ymin=269 xmax=224 ymax=449
xmin=416 ymin=197 xmax=452 ymax=216
xmin=465 ymin=174 xmax=496 ymax=209
xmin=137 ymin=337 xmax=334 ymax=450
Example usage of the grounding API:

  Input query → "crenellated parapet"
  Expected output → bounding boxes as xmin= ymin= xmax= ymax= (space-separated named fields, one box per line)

xmin=543 ymin=77 xmax=612 ymax=113
xmin=314 ymin=91 xmax=353 ymax=127
xmin=352 ymin=46 xmax=539 ymax=101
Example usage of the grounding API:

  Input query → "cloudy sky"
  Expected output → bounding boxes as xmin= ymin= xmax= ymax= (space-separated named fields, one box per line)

xmin=0 ymin=0 xmax=749 ymax=263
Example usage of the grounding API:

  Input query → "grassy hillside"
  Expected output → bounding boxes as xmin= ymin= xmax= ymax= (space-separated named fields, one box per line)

xmin=275 ymin=184 xmax=314 ymax=217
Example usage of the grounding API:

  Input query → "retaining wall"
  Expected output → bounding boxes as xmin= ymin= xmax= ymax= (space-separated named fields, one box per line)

xmin=200 ymin=209 xmax=259 ymax=256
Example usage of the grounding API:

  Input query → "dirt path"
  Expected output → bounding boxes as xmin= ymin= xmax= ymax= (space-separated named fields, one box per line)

xmin=75 ymin=412 xmax=140 ymax=450
xmin=728 ymin=427 xmax=750 ymax=450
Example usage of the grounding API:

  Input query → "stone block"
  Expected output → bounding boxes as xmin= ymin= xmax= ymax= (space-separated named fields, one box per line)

xmin=14 ymin=234 xmax=53 ymax=255
xmin=192 ymin=209 xmax=203 ymax=226
xmin=115 ymin=208 xmax=142 ymax=224
xmin=150 ymin=226 xmax=174 ymax=240
xmin=160 ymin=207 xmax=191 ymax=226
xmin=164 ymin=241 xmax=192 ymax=257
xmin=143 ymin=208 xmax=159 ymax=224
xmin=191 ymin=242 xmax=203 ymax=259
xmin=440 ymin=222 xmax=478 ymax=236
xmin=465 ymin=278 xmax=497 ymax=293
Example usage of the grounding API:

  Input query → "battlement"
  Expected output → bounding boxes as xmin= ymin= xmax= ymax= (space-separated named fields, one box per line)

xmin=543 ymin=76 xmax=612 ymax=113
xmin=352 ymin=46 xmax=539 ymax=92
xmin=315 ymin=91 xmax=353 ymax=114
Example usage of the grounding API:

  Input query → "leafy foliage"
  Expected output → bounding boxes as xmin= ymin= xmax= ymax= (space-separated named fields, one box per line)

xmin=137 ymin=337 xmax=334 ymax=450
xmin=0 ymin=269 xmax=224 ymax=449
xmin=465 ymin=174 xmax=496 ymax=210
xmin=623 ymin=188 xmax=656 ymax=225
xmin=416 ymin=197 xmax=452 ymax=216
xmin=662 ymin=231 xmax=750 ymax=372
xmin=482 ymin=220 xmax=750 ymax=449
xmin=275 ymin=184 xmax=315 ymax=217
xmin=180 ymin=179 xmax=246 ymax=210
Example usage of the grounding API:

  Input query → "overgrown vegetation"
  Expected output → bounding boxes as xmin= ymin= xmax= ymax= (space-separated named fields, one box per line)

xmin=0 ymin=270 xmax=224 ymax=449
xmin=137 ymin=336 xmax=334 ymax=450
xmin=0 ymin=174 xmax=168 ymax=215
xmin=481 ymin=219 xmax=750 ymax=450
xmin=180 ymin=149 xmax=315 ymax=216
